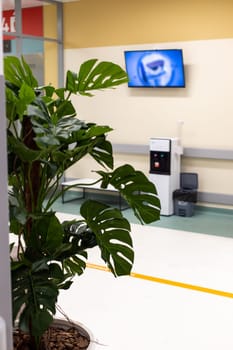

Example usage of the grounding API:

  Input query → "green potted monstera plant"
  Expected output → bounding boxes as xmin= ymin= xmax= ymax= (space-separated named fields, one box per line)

xmin=5 ymin=56 xmax=160 ymax=350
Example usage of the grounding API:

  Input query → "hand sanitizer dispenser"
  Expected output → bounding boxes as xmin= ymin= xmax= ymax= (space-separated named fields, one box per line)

xmin=149 ymin=137 xmax=182 ymax=215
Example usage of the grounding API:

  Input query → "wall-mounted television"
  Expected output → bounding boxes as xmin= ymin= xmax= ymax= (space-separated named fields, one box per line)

xmin=124 ymin=49 xmax=185 ymax=88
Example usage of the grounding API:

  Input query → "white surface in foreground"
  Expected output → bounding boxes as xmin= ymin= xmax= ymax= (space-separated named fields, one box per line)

xmin=56 ymin=212 xmax=233 ymax=350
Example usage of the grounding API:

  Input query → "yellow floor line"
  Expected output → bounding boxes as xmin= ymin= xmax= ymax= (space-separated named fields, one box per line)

xmin=86 ymin=263 xmax=233 ymax=299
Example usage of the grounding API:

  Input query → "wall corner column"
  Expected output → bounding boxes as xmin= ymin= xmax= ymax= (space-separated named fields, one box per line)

xmin=0 ymin=5 xmax=13 ymax=348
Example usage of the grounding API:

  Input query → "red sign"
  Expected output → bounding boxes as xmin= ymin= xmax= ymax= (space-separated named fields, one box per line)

xmin=2 ymin=6 xmax=43 ymax=39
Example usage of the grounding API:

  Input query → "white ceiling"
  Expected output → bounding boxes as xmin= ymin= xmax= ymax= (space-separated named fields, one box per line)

xmin=2 ymin=0 xmax=79 ymax=11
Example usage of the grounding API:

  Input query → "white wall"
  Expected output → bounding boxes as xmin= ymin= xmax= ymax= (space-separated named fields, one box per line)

xmin=64 ymin=38 xmax=233 ymax=204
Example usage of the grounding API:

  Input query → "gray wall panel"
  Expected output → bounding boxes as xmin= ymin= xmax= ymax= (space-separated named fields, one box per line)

xmin=112 ymin=143 xmax=233 ymax=160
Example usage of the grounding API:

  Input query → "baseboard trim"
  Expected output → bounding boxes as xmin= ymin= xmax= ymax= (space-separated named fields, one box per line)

xmin=198 ymin=192 xmax=233 ymax=205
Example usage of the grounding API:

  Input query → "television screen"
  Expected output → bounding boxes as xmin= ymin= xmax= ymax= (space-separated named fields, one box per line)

xmin=124 ymin=49 xmax=185 ymax=88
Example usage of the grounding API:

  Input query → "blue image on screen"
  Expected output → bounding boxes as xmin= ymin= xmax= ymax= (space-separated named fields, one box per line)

xmin=124 ymin=49 xmax=185 ymax=87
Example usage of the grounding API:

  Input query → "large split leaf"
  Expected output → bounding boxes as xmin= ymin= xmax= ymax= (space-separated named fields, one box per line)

xmin=80 ymin=200 xmax=134 ymax=276
xmin=97 ymin=164 xmax=161 ymax=224
xmin=66 ymin=59 xmax=128 ymax=96
xmin=11 ymin=260 xmax=59 ymax=338
xmin=4 ymin=55 xmax=38 ymax=89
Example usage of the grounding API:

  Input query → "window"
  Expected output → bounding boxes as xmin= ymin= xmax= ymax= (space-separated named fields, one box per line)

xmin=2 ymin=0 xmax=63 ymax=87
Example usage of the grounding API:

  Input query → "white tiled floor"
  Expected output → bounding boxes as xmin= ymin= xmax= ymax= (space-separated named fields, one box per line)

xmin=56 ymin=213 xmax=233 ymax=350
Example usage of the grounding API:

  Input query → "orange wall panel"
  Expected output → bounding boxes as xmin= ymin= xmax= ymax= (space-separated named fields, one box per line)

xmin=64 ymin=0 xmax=233 ymax=49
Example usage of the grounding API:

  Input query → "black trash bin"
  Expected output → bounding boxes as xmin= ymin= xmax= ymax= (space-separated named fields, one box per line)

xmin=173 ymin=173 xmax=198 ymax=217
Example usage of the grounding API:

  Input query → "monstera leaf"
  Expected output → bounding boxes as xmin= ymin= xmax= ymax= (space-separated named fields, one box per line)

xmin=4 ymin=56 xmax=38 ymax=89
xmin=97 ymin=164 xmax=161 ymax=224
xmin=80 ymin=200 xmax=134 ymax=276
xmin=66 ymin=59 xmax=128 ymax=96
xmin=11 ymin=259 xmax=60 ymax=339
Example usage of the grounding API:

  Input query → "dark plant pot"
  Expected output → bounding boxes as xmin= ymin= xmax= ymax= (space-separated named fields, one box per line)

xmin=51 ymin=318 xmax=97 ymax=350
xmin=13 ymin=318 xmax=97 ymax=350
